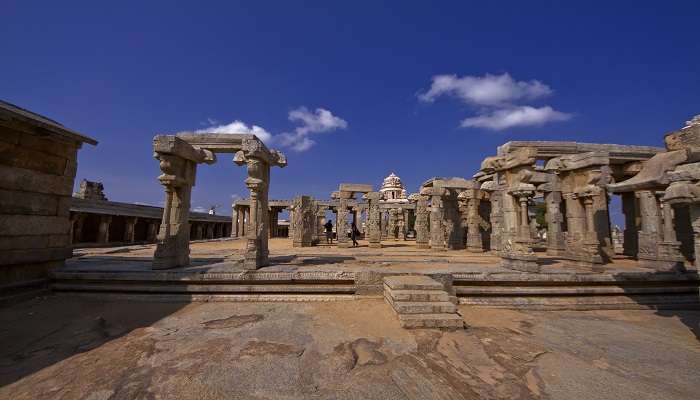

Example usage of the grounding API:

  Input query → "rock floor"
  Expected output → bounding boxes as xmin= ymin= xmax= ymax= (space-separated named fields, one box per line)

xmin=1 ymin=295 xmax=698 ymax=400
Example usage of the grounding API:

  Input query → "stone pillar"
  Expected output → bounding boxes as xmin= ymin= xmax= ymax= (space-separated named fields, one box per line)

xmin=691 ymin=205 xmax=700 ymax=265
xmin=292 ymin=195 xmax=314 ymax=247
xmin=147 ymin=220 xmax=158 ymax=242
xmin=386 ymin=208 xmax=396 ymax=240
xmin=497 ymin=148 xmax=539 ymax=272
xmin=232 ymin=206 xmax=239 ymax=237
xmin=234 ymin=153 xmax=270 ymax=269
xmin=366 ymin=192 xmax=382 ymax=248
xmin=97 ymin=215 xmax=112 ymax=244
xmin=397 ymin=208 xmax=406 ymax=240
xmin=315 ymin=206 xmax=326 ymax=243
xmin=242 ymin=206 xmax=249 ymax=236
xmin=640 ymin=194 xmax=684 ymax=271
xmin=429 ymin=189 xmax=446 ymax=251
xmin=482 ymin=182 xmax=504 ymax=252
xmin=124 ymin=217 xmax=137 ymax=243
xmin=269 ymin=208 xmax=279 ymax=238
xmin=621 ymin=192 xmax=639 ymax=256
xmin=544 ymin=191 xmax=566 ymax=256
xmin=461 ymin=190 xmax=484 ymax=252
xmin=337 ymin=192 xmax=352 ymax=248
xmin=70 ymin=213 xmax=86 ymax=244
xmin=153 ymin=151 xmax=198 ymax=269
xmin=414 ymin=193 xmax=430 ymax=249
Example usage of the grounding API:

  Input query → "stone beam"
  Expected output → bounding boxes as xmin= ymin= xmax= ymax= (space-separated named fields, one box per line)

xmin=339 ymin=183 xmax=374 ymax=193
xmin=497 ymin=141 xmax=664 ymax=163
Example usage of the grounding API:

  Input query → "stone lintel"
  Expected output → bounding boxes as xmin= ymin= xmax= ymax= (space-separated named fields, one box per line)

xmin=546 ymin=151 xmax=609 ymax=172
xmin=498 ymin=141 xmax=664 ymax=163
xmin=339 ymin=183 xmax=373 ymax=193
xmin=153 ymin=135 xmax=214 ymax=164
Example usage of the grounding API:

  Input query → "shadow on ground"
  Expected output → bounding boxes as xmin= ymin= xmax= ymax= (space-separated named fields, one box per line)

xmin=613 ymin=270 xmax=700 ymax=341
xmin=0 ymin=295 xmax=186 ymax=386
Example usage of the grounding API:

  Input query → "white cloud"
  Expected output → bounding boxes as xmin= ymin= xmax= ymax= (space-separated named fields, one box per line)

xmin=195 ymin=120 xmax=273 ymax=144
xmin=289 ymin=107 xmax=348 ymax=135
xmin=279 ymin=107 xmax=348 ymax=152
xmin=461 ymin=106 xmax=571 ymax=130
xmin=419 ymin=73 xmax=552 ymax=106
xmin=193 ymin=107 xmax=347 ymax=152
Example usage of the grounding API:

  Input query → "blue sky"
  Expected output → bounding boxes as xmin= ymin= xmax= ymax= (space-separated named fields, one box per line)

xmin=3 ymin=1 xmax=699 ymax=218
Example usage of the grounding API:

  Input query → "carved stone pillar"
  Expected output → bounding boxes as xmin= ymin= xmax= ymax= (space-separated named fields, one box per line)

xmin=637 ymin=192 xmax=684 ymax=271
xmin=480 ymin=179 xmax=503 ymax=252
xmin=460 ymin=189 xmax=484 ymax=252
xmin=337 ymin=192 xmax=352 ymax=248
xmin=238 ymin=157 xmax=270 ymax=269
xmin=413 ymin=193 xmax=430 ymax=249
xmin=396 ymin=208 xmax=406 ymax=240
xmin=365 ymin=192 xmax=382 ymax=248
xmin=497 ymin=148 xmax=539 ymax=272
xmin=153 ymin=154 xmax=197 ymax=268
xmin=543 ymin=191 xmax=566 ymax=256
xmin=292 ymin=195 xmax=314 ymax=247
xmin=429 ymin=188 xmax=446 ymax=251
xmin=97 ymin=215 xmax=112 ymax=244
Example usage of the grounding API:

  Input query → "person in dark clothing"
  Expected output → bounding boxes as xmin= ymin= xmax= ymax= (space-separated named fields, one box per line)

xmin=351 ymin=222 xmax=360 ymax=247
xmin=324 ymin=220 xmax=334 ymax=244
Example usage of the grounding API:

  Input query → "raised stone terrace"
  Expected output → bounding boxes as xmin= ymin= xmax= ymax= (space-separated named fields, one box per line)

xmin=53 ymin=238 xmax=700 ymax=310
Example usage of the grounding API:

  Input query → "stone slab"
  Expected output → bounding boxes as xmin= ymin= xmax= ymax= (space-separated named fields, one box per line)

xmin=398 ymin=313 xmax=464 ymax=329
xmin=383 ymin=275 xmax=444 ymax=291
xmin=384 ymin=287 xmax=450 ymax=302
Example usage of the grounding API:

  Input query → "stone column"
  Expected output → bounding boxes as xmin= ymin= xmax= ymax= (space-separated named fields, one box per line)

xmin=635 ymin=190 xmax=685 ymax=270
xmin=397 ymin=208 xmax=406 ymax=240
xmin=366 ymin=192 xmax=382 ymax=248
xmin=316 ymin=206 xmax=326 ymax=243
xmin=461 ymin=190 xmax=484 ymax=252
xmin=498 ymin=148 xmax=539 ymax=272
xmin=337 ymin=192 xmax=352 ymax=248
xmin=387 ymin=208 xmax=397 ymax=240
xmin=153 ymin=155 xmax=197 ymax=269
xmin=232 ymin=206 xmax=239 ymax=237
xmin=292 ymin=195 xmax=314 ymax=247
xmin=481 ymin=181 xmax=503 ymax=252
xmin=124 ymin=217 xmax=137 ymax=243
xmin=234 ymin=153 xmax=270 ymax=269
xmin=544 ymin=191 xmax=566 ymax=256
xmin=70 ymin=213 xmax=86 ymax=244
xmin=269 ymin=208 xmax=279 ymax=238
xmin=429 ymin=188 xmax=446 ymax=251
xmin=621 ymin=192 xmax=639 ymax=256
xmin=414 ymin=193 xmax=430 ymax=249
xmin=97 ymin=215 xmax=112 ymax=244
xmin=147 ymin=220 xmax=158 ymax=242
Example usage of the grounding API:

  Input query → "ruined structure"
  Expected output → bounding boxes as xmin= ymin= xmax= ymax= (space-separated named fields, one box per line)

xmin=152 ymin=133 xmax=286 ymax=270
xmin=70 ymin=191 xmax=230 ymax=246
xmin=0 ymin=101 xmax=97 ymax=287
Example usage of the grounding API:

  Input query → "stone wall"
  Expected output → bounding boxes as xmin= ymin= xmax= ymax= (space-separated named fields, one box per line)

xmin=0 ymin=102 xmax=96 ymax=286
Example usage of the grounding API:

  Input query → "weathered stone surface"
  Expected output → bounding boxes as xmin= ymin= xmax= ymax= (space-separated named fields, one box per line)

xmin=291 ymin=196 xmax=315 ymax=247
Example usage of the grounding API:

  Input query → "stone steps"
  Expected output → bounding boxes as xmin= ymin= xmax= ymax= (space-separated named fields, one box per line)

xmin=384 ymin=275 xmax=464 ymax=330
xmin=398 ymin=313 xmax=465 ymax=329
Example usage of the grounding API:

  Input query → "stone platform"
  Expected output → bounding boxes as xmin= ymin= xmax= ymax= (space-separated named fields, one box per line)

xmin=48 ymin=238 xmax=700 ymax=310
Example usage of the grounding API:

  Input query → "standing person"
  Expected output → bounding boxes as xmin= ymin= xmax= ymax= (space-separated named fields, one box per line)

xmin=351 ymin=222 xmax=360 ymax=247
xmin=324 ymin=219 xmax=334 ymax=244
